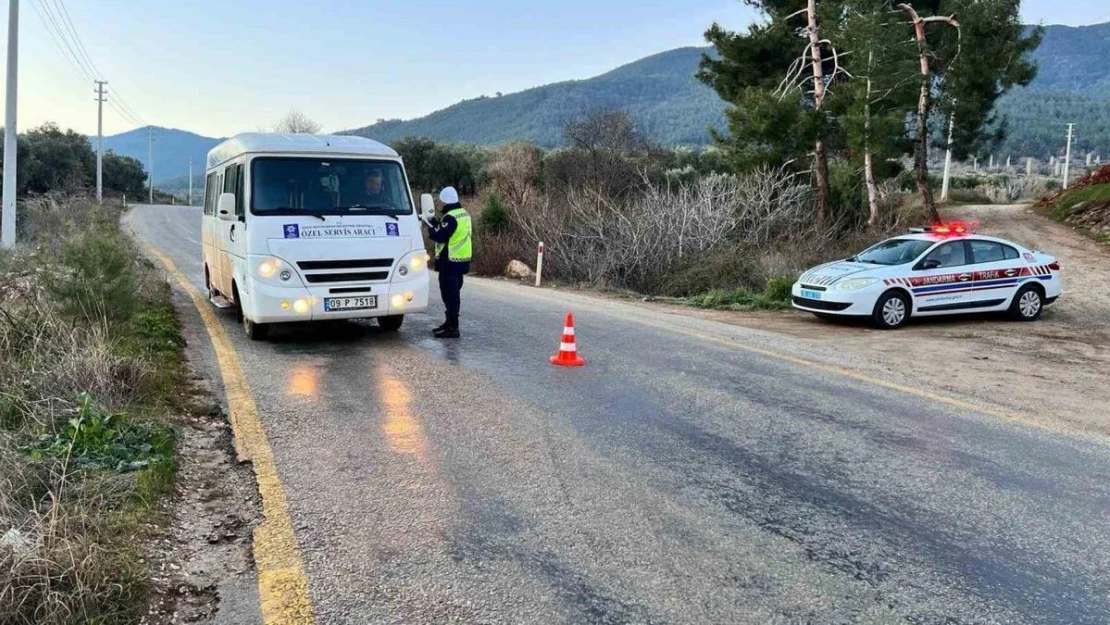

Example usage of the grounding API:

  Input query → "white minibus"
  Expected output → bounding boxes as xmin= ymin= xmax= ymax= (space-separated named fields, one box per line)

xmin=201 ymin=133 xmax=435 ymax=340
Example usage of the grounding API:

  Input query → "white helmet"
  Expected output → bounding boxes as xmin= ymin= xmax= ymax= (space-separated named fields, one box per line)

xmin=439 ymin=186 xmax=460 ymax=205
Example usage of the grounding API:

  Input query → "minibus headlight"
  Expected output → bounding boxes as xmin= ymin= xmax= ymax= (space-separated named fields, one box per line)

xmin=393 ymin=252 xmax=428 ymax=281
xmin=257 ymin=258 xmax=280 ymax=279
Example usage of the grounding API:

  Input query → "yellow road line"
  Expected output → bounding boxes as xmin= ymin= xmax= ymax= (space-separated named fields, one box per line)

xmin=501 ymin=283 xmax=1095 ymax=439
xmin=139 ymin=241 xmax=316 ymax=625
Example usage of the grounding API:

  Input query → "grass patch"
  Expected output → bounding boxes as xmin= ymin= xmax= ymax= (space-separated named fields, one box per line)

xmin=1045 ymin=183 xmax=1110 ymax=220
xmin=685 ymin=275 xmax=795 ymax=311
xmin=1 ymin=196 xmax=186 ymax=625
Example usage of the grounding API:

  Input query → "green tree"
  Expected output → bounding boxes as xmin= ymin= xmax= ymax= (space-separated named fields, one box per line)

xmin=898 ymin=0 xmax=1040 ymax=222
xmin=16 ymin=123 xmax=95 ymax=194
xmin=699 ymin=0 xmax=844 ymax=226
xmin=830 ymin=1 xmax=917 ymax=224
xmin=102 ymin=150 xmax=147 ymax=196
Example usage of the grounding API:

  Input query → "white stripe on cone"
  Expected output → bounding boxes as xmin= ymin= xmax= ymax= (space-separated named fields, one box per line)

xmin=560 ymin=342 xmax=576 ymax=351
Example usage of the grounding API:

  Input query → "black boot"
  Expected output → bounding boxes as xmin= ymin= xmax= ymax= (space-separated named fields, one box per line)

xmin=433 ymin=327 xmax=460 ymax=339
xmin=432 ymin=320 xmax=449 ymax=334
xmin=434 ymin=314 xmax=460 ymax=338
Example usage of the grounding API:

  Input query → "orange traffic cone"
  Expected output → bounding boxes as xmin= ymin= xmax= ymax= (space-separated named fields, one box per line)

xmin=550 ymin=313 xmax=586 ymax=367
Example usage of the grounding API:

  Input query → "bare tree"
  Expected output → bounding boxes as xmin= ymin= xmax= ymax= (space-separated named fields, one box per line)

xmin=897 ymin=3 xmax=960 ymax=225
xmin=274 ymin=109 xmax=322 ymax=134
xmin=488 ymin=142 xmax=542 ymax=213
xmin=563 ymin=109 xmax=647 ymax=198
xmin=776 ymin=0 xmax=851 ymax=228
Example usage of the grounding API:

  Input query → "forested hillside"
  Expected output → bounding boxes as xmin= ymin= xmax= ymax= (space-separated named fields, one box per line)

xmin=345 ymin=22 xmax=1110 ymax=158
xmin=346 ymin=48 xmax=726 ymax=147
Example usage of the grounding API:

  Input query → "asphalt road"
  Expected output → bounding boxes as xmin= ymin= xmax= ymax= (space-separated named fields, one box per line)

xmin=130 ymin=204 xmax=1110 ymax=625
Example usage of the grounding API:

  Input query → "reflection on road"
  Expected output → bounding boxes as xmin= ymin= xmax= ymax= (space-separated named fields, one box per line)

xmin=375 ymin=365 xmax=431 ymax=463
xmin=286 ymin=366 xmax=321 ymax=398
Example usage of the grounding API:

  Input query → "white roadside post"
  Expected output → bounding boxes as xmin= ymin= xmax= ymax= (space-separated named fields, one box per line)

xmin=1063 ymin=123 xmax=1075 ymax=190
xmin=535 ymin=241 xmax=545 ymax=288
xmin=1 ymin=0 xmax=18 ymax=249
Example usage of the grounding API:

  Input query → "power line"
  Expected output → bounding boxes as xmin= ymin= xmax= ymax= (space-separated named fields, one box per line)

xmin=50 ymin=0 xmax=146 ymax=127
xmin=29 ymin=0 xmax=147 ymax=128
xmin=50 ymin=0 xmax=103 ymax=79
xmin=29 ymin=0 xmax=94 ymax=82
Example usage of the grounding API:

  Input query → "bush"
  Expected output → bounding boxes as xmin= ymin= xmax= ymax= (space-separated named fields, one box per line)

xmin=763 ymin=276 xmax=795 ymax=302
xmin=49 ymin=234 xmax=140 ymax=323
xmin=659 ymin=247 xmax=767 ymax=297
xmin=479 ymin=195 xmax=510 ymax=235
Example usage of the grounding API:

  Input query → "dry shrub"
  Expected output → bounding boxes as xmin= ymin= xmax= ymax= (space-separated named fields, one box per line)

xmin=509 ymin=166 xmax=812 ymax=291
xmin=0 ymin=451 xmax=149 ymax=625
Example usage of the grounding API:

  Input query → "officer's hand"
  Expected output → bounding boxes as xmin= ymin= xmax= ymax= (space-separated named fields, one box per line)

xmin=427 ymin=217 xmax=441 ymax=228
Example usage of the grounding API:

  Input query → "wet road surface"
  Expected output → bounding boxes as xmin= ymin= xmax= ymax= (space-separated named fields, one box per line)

xmin=130 ymin=205 xmax=1110 ymax=625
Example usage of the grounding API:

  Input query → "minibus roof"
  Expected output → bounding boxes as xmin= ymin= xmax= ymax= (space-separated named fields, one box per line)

xmin=207 ymin=133 xmax=398 ymax=169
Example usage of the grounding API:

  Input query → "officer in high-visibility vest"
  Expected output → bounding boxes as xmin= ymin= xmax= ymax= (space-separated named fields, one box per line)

xmin=425 ymin=186 xmax=472 ymax=338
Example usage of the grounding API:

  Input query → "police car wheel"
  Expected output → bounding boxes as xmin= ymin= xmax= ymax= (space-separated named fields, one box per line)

xmin=1009 ymin=285 xmax=1044 ymax=322
xmin=872 ymin=291 xmax=910 ymax=330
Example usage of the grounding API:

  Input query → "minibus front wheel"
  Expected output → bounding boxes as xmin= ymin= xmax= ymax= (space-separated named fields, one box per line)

xmin=232 ymin=282 xmax=270 ymax=341
xmin=242 ymin=315 xmax=270 ymax=341
xmin=377 ymin=315 xmax=404 ymax=332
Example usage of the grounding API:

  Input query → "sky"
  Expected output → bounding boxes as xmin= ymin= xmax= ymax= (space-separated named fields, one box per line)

xmin=10 ymin=0 xmax=1110 ymax=138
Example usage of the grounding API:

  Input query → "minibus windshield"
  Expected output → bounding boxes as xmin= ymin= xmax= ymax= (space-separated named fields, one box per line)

xmin=250 ymin=157 xmax=414 ymax=217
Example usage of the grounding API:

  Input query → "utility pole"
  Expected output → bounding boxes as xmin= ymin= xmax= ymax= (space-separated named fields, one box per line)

xmin=188 ymin=157 xmax=193 ymax=206
xmin=1 ymin=0 xmax=18 ymax=249
xmin=1063 ymin=123 xmax=1075 ymax=190
xmin=95 ymin=80 xmax=107 ymax=204
xmin=940 ymin=107 xmax=955 ymax=201
xmin=147 ymin=127 xmax=155 ymax=204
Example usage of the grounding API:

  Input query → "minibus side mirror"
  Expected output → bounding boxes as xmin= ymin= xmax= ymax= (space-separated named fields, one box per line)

xmin=217 ymin=193 xmax=237 ymax=221
xmin=420 ymin=194 xmax=435 ymax=220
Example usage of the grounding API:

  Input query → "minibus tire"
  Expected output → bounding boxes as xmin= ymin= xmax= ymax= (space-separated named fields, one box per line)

xmin=243 ymin=316 xmax=269 ymax=341
xmin=377 ymin=315 xmax=404 ymax=332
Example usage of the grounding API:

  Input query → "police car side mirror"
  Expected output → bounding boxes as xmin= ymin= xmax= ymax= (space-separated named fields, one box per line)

xmin=217 ymin=193 xmax=237 ymax=222
xmin=420 ymin=193 xmax=435 ymax=220
xmin=917 ymin=259 xmax=942 ymax=270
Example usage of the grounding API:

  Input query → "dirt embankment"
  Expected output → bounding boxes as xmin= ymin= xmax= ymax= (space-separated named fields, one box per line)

xmin=649 ymin=204 xmax=1110 ymax=438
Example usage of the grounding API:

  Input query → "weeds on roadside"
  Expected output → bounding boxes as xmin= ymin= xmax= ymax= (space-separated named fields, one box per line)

xmin=1 ymin=196 xmax=184 ymax=625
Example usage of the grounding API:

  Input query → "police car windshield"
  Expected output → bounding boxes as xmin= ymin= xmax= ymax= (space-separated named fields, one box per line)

xmin=854 ymin=238 xmax=935 ymax=265
xmin=250 ymin=157 xmax=413 ymax=217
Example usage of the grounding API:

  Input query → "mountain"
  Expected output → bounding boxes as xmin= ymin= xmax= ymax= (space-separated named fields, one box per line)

xmin=1025 ymin=21 xmax=1110 ymax=97
xmin=98 ymin=126 xmax=222 ymax=185
xmin=345 ymin=22 xmax=1110 ymax=158
xmin=346 ymin=47 xmax=726 ymax=147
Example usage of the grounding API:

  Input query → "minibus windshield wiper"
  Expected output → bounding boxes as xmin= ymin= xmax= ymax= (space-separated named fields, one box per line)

xmin=336 ymin=204 xmax=401 ymax=220
xmin=266 ymin=207 xmax=326 ymax=222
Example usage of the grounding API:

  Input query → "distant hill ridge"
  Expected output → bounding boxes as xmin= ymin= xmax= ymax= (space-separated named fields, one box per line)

xmin=103 ymin=20 xmax=1110 ymax=183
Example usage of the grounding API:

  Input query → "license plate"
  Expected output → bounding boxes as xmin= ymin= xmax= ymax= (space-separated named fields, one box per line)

xmin=324 ymin=296 xmax=377 ymax=312
xmin=801 ymin=289 xmax=823 ymax=300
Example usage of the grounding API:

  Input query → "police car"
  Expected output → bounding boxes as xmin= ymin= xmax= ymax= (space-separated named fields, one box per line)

xmin=792 ymin=222 xmax=1062 ymax=329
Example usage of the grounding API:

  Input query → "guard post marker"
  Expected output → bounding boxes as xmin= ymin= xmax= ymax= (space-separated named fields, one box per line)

xmin=550 ymin=312 xmax=586 ymax=367
xmin=535 ymin=241 xmax=545 ymax=288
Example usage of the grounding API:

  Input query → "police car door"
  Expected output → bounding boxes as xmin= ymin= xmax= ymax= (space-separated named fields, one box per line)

xmin=967 ymin=239 xmax=1023 ymax=310
xmin=911 ymin=240 xmax=973 ymax=314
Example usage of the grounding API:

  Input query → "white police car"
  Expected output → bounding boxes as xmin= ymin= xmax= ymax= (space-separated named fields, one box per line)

xmin=792 ymin=222 xmax=1062 ymax=329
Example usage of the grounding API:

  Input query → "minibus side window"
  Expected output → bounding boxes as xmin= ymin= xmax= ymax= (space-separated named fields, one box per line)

xmin=223 ymin=165 xmax=244 ymax=218
xmin=205 ymin=173 xmax=217 ymax=215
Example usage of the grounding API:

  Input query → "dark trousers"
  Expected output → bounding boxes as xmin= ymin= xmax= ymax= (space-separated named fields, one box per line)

xmin=438 ymin=271 xmax=465 ymax=328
